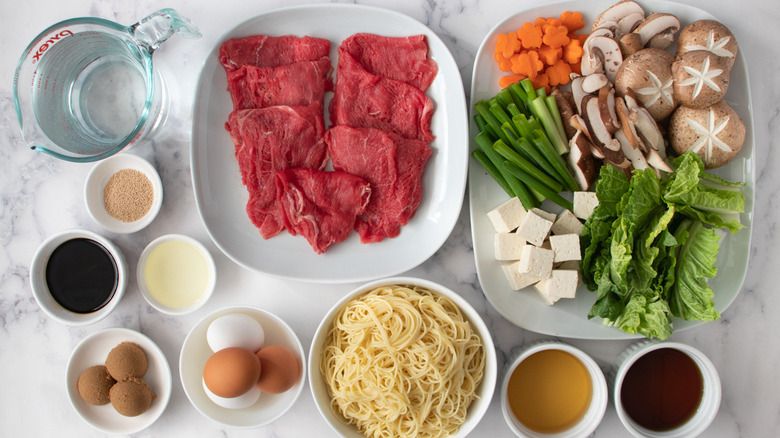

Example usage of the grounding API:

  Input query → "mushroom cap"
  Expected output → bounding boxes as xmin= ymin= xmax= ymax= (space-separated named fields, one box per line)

xmin=634 ymin=13 xmax=681 ymax=49
xmin=676 ymin=20 xmax=738 ymax=69
xmin=614 ymin=48 xmax=677 ymax=121
xmin=668 ymin=100 xmax=745 ymax=169
xmin=672 ymin=51 xmax=731 ymax=109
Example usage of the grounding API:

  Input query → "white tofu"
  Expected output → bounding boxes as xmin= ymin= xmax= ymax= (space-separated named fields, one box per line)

xmin=487 ymin=197 xmax=526 ymax=233
xmin=501 ymin=261 xmax=541 ymax=290
xmin=551 ymin=209 xmax=584 ymax=236
xmin=533 ymin=282 xmax=561 ymax=305
xmin=530 ymin=208 xmax=557 ymax=223
xmin=495 ymin=233 xmax=528 ymax=260
xmin=573 ymin=191 xmax=599 ymax=220
xmin=515 ymin=210 xmax=554 ymax=246
xmin=549 ymin=234 xmax=581 ymax=263
xmin=536 ymin=269 xmax=579 ymax=299
xmin=518 ymin=245 xmax=553 ymax=280
xmin=555 ymin=260 xmax=583 ymax=286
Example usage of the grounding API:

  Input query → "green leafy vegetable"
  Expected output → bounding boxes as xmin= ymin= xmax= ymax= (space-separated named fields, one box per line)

xmin=580 ymin=151 xmax=745 ymax=339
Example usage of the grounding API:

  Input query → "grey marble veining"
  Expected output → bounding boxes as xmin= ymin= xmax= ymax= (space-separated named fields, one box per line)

xmin=1 ymin=0 xmax=778 ymax=436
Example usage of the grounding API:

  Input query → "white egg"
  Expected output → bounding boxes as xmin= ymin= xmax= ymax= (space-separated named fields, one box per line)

xmin=207 ymin=313 xmax=265 ymax=353
xmin=202 ymin=377 xmax=261 ymax=409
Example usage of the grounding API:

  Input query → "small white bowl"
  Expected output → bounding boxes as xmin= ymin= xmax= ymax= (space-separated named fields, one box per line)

xmin=179 ymin=306 xmax=306 ymax=428
xmin=84 ymin=153 xmax=163 ymax=234
xmin=65 ymin=327 xmax=172 ymax=434
xmin=500 ymin=341 xmax=608 ymax=438
xmin=612 ymin=341 xmax=721 ymax=438
xmin=137 ymin=234 xmax=216 ymax=315
xmin=309 ymin=277 xmax=497 ymax=438
xmin=30 ymin=229 xmax=127 ymax=326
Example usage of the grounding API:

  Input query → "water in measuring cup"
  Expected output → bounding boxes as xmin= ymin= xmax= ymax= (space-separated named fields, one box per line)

xmin=31 ymin=31 xmax=158 ymax=155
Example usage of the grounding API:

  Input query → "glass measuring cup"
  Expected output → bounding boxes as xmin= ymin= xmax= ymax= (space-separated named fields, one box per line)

xmin=13 ymin=9 xmax=201 ymax=162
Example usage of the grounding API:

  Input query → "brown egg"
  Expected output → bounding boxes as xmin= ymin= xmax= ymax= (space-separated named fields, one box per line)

xmin=255 ymin=345 xmax=300 ymax=394
xmin=203 ymin=347 xmax=262 ymax=398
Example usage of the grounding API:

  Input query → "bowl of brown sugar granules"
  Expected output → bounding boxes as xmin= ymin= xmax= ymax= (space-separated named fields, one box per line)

xmin=85 ymin=154 xmax=163 ymax=234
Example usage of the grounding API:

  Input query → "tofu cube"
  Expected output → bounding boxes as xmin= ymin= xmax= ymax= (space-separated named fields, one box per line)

xmin=530 ymin=208 xmax=557 ymax=223
xmin=501 ymin=261 xmax=541 ymax=290
xmin=515 ymin=210 xmax=554 ymax=246
xmin=556 ymin=260 xmax=583 ymax=286
xmin=487 ymin=197 xmax=526 ymax=233
xmin=549 ymin=234 xmax=581 ymax=263
xmin=551 ymin=209 xmax=584 ymax=236
xmin=518 ymin=245 xmax=553 ymax=280
xmin=573 ymin=191 xmax=599 ymax=220
xmin=533 ymin=282 xmax=561 ymax=305
xmin=535 ymin=269 xmax=579 ymax=299
xmin=495 ymin=233 xmax=527 ymax=260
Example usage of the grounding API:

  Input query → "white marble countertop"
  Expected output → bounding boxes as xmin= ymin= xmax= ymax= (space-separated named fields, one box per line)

xmin=1 ymin=0 xmax=778 ymax=436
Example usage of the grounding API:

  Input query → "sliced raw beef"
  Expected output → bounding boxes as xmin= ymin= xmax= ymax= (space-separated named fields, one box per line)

xmin=325 ymin=125 xmax=432 ymax=243
xmin=219 ymin=35 xmax=331 ymax=72
xmin=226 ymin=58 xmax=333 ymax=110
xmin=341 ymin=33 xmax=438 ymax=91
xmin=329 ymin=50 xmax=434 ymax=143
xmin=275 ymin=168 xmax=372 ymax=254
xmin=226 ymin=103 xmax=327 ymax=239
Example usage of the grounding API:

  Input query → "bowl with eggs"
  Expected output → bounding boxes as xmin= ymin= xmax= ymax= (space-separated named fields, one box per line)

xmin=179 ymin=306 xmax=305 ymax=428
xmin=309 ymin=277 xmax=497 ymax=438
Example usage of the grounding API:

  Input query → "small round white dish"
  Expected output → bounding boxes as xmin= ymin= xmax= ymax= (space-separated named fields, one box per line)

xmin=65 ymin=327 xmax=172 ymax=434
xmin=137 ymin=234 xmax=216 ymax=316
xmin=612 ymin=341 xmax=721 ymax=438
xmin=500 ymin=341 xmax=608 ymax=438
xmin=308 ymin=277 xmax=497 ymax=438
xmin=30 ymin=228 xmax=127 ymax=326
xmin=84 ymin=153 xmax=163 ymax=234
xmin=179 ymin=306 xmax=306 ymax=428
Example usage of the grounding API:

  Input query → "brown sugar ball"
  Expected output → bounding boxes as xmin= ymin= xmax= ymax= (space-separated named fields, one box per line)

xmin=109 ymin=378 xmax=154 ymax=417
xmin=106 ymin=342 xmax=148 ymax=381
xmin=77 ymin=365 xmax=116 ymax=405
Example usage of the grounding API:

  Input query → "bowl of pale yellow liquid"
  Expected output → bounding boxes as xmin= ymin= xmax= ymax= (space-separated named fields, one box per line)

xmin=137 ymin=234 xmax=216 ymax=315
xmin=501 ymin=341 xmax=607 ymax=438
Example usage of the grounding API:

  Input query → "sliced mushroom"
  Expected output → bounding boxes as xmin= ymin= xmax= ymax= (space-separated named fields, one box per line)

xmin=630 ymin=107 xmax=665 ymax=153
xmin=551 ymin=88 xmax=578 ymax=139
xmin=591 ymin=0 xmax=645 ymax=33
xmin=615 ymin=129 xmax=649 ymax=170
xmin=616 ymin=12 xmax=645 ymax=38
xmin=582 ymin=73 xmax=609 ymax=93
xmin=581 ymin=36 xmax=623 ymax=81
xmin=615 ymin=96 xmax=644 ymax=151
xmin=581 ymin=95 xmax=614 ymax=148
xmin=634 ymin=13 xmax=680 ymax=49
xmin=619 ymin=33 xmax=644 ymax=57
xmin=569 ymin=76 xmax=588 ymax=115
xmin=568 ymin=130 xmax=601 ymax=190
xmin=598 ymin=86 xmax=620 ymax=134
xmin=645 ymin=148 xmax=674 ymax=175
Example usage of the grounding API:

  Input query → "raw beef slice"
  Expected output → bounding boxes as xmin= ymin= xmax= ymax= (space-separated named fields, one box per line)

xmin=275 ymin=168 xmax=372 ymax=254
xmin=341 ymin=33 xmax=438 ymax=91
xmin=325 ymin=125 xmax=432 ymax=243
xmin=226 ymin=58 xmax=333 ymax=110
xmin=219 ymin=35 xmax=331 ymax=72
xmin=329 ymin=49 xmax=434 ymax=143
xmin=226 ymin=103 xmax=327 ymax=239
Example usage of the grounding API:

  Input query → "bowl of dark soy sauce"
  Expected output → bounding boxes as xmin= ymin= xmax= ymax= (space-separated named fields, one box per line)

xmin=30 ymin=229 xmax=127 ymax=325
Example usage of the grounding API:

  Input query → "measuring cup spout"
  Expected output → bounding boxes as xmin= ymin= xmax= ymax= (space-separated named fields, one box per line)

xmin=131 ymin=8 xmax=201 ymax=52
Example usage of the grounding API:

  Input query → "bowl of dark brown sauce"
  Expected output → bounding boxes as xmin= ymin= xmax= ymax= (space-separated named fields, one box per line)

xmin=30 ymin=229 xmax=127 ymax=325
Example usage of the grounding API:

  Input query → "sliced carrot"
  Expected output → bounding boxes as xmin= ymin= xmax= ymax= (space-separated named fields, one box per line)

xmin=560 ymin=11 xmax=585 ymax=32
xmin=569 ymin=59 xmax=582 ymax=75
xmin=499 ymin=74 xmax=526 ymax=88
xmin=547 ymin=60 xmax=572 ymax=87
xmin=510 ymin=51 xmax=543 ymax=79
xmin=495 ymin=52 xmax=513 ymax=72
xmin=562 ymin=39 xmax=584 ymax=64
xmin=516 ymin=22 xmax=543 ymax=49
xmin=538 ymin=45 xmax=562 ymax=66
xmin=529 ymin=72 xmax=550 ymax=93
xmin=542 ymin=25 xmax=570 ymax=49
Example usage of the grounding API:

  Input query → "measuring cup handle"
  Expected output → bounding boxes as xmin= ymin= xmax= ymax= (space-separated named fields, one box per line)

xmin=131 ymin=8 xmax=202 ymax=51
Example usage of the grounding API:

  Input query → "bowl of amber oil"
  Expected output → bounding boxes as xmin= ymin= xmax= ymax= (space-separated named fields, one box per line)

xmin=612 ymin=340 xmax=721 ymax=438
xmin=30 ymin=229 xmax=127 ymax=325
xmin=84 ymin=153 xmax=163 ymax=234
xmin=500 ymin=340 xmax=608 ymax=437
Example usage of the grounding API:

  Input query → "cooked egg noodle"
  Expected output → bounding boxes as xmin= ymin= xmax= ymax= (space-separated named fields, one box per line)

xmin=321 ymin=285 xmax=485 ymax=438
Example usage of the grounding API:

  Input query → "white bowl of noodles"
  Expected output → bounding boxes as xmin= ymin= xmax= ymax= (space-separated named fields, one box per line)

xmin=309 ymin=277 xmax=496 ymax=438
